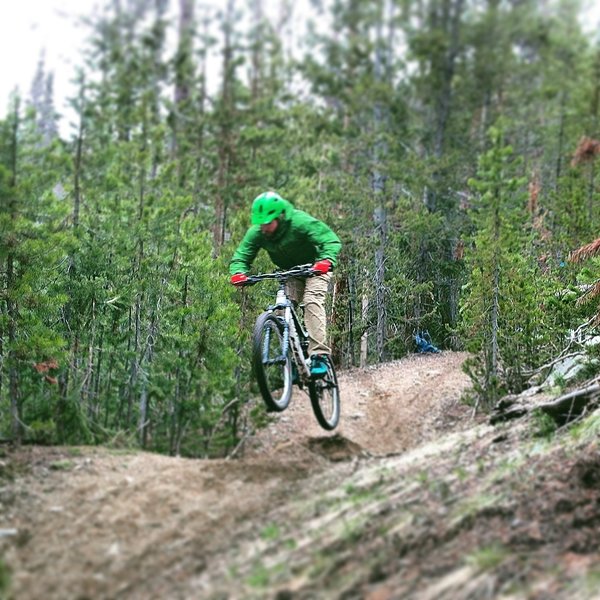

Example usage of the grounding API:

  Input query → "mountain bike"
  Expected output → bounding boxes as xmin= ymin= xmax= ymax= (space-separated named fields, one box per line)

xmin=242 ymin=264 xmax=340 ymax=430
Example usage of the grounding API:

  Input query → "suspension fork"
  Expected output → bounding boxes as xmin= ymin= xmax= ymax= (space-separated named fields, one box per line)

xmin=271 ymin=284 xmax=310 ymax=378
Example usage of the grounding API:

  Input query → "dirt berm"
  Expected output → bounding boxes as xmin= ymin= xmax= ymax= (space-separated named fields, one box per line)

xmin=1 ymin=351 xmax=599 ymax=599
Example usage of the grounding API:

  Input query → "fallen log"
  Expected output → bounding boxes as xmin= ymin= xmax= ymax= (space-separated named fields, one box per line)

xmin=538 ymin=382 xmax=600 ymax=424
xmin=490 ymin=380 xmax=600 ymax=425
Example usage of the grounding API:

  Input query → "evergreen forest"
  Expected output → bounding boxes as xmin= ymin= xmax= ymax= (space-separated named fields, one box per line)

xmin=2 ymin=0 xmax=600 ymax=456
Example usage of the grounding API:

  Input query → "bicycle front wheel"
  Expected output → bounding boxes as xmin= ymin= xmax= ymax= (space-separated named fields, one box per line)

xmin=309 ymin=356 xmax=340 ymax=430
xmin=252 ymin=312 xmax=293 ymax=412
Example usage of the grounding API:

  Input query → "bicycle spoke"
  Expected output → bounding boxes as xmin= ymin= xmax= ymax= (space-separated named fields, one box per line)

xmin=253 ymin=313 xmax=292 ymax=412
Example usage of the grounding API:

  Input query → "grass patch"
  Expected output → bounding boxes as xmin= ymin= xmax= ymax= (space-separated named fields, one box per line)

xmin=451 ymin=493 xmax=504 ymax=526
xmin=466 ymin=543 xmax=510 ymax=571
xmin=583 ymin=569 xmax=600 ymax=595
xmin=107 ymin=448 xmax=138 ymax=456
xmin=569 ymin=410 xmax=600 ymax=444
xmin=259 ymin=523 xmax=280 ymax=541
xmin=415 ymin=470 xmax=430 ymax=485
xmin=490 ymin=454 xmax=526 ymax=483
xmin=246 ymin=561 xmax=286 ymax=589
xmin=531 ymin=409 xmax=557 ymax=439
xmin=0 ymin=559 xmax=11 ymax=597
xmin=454 ymin=466 xmax=469 ymax=481
xmin=344 ymin=483 xmax=384 ymax=505
xmin=246 ymin=564 xmax=270 ymax=588
xmin=340 ymin=516 xmax=366 ymax=543
xmin=49 ymin=460 xmax=75 ymax=471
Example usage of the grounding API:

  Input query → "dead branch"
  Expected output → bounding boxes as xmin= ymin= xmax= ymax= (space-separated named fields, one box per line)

xmin=569 ymin=237 xmax=600 ymax=263
xmin=490 ymin=379 xmax=600 ymax=425
xmin=571 ymin=137 xmax=600 ymax=167
xmin=226 ymin=430 xmax=251 ymax=460
xmin=524 ymin=351 xmax=585 ymax=382
xmin=537 ymin=380 xmax=600 ymax=424
xmin=576 ymin=280 xmax=600 ymax=305
xmin=524 ymin=315 xmax=599 ymax=384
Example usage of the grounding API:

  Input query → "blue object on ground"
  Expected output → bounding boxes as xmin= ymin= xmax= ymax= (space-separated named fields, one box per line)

xmin=415 ymin=331 xmax=440 ymax=353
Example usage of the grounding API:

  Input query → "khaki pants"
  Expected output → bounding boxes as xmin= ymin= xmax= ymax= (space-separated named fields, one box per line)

xmin=286 ymin=273 xmax=332 ymax=356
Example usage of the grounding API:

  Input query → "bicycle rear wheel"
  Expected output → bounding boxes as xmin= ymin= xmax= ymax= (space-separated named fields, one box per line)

xmin=309 ymin=356 xmax=340 ymax=430
xmin=252 ymin=312 xmax=292 ymax=412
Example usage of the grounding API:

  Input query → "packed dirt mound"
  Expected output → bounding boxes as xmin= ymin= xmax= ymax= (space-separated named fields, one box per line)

xmin=245 ymin=351 xmax=473 ymax=458
xmin=305 ymin=435 xmax=367 ymax=462
xmin=0 ymin=447 xmax=323 ymax=600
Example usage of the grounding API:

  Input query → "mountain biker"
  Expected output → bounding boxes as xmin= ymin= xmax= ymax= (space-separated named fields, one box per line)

xmin=229 ymin=191 xmax=342 ymax=377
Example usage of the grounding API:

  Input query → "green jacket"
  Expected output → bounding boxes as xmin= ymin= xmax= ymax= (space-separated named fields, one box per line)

xmin=229 ymin=208 xmax=342 ymax=274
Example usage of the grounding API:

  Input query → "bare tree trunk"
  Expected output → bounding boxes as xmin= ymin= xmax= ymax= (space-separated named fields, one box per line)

xmin=126 ymin=298 xmax=142 ymax=428
xmin=374 ymin=205 xmax=387 ymax=361
xmin=554 ymin=90 xmax=567 ymax=187
xmin=55 ymin=74 xmax=87 ymax=442
xmin=73 ymin=76 xmax=85 ymax=229
xmin=488 ymin=205 xmax=501 ymax=402
xmin=175 ymin=0 xmax=194 ymax=107
xmin=588 ymin=162 xmax=595 ymax=223
xmin=490 ymin=260 xmax=500 ymax=387
xmin=213 ymin=0 xmax=235 ymax=254
xmin=7 ymin=254 xmax=20 ymax=442
xmin=192 ymin=12 xmax=209 ymax=209
xmin=129 ymin=103 xmax=152 ymax=434
xmin=347 ymin=274 xmax=356 ymax=367
xmin=139 ymin=312 xmax=158 ymax=448
xmin=250 ymin=0 xmax=263 ymax=105
xmin=169 ymin=274 xmax=189 ymax=455
xmin=82 ymin=298 xmax=97 ymax=413
xmin=172 ymin=0 xmax=195 ymax=169
xmin=360 ymin=292 xmax=369 ymax=367
xmin=6 ymin=98 xmax=21 ymax=442
xmin=92 ymin=325 xmax=105 ymax=420
xmin=425 ymin=0 xmax=464 ymax=212
xmin=433 ymin=0 xmax=463 ymax=159
xmin=373 ymin=0 xmax=388 ymax=362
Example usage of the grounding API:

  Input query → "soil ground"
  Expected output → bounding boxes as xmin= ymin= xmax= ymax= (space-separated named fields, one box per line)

xmin=0 ymin=351 xmax=599 ymax=599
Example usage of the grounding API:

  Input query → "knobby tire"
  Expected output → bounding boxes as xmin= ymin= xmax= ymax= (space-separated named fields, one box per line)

xmin=252 ymin=312 xmax=292 ymax=412
xmin=309 ymin=356 xmax=340 ymax=430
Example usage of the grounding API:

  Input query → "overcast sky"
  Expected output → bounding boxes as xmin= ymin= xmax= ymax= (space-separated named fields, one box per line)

xmin=0 ymin=1 xmax=88 ymax=111
xmin=1 ymin=0 xmax=599 ymax=137
xmin=0 ymin=0 xmax=312 ymax=136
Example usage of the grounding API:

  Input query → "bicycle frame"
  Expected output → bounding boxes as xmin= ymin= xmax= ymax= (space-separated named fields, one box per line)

xmin=246 ymin=265 xmax=314 ymax=383
xmin=272 ymin=285 xmax=311 ymax=381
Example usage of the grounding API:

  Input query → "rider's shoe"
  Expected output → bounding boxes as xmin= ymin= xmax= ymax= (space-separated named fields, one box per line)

xmin=310 ymin=354 xmax=328 ymax=378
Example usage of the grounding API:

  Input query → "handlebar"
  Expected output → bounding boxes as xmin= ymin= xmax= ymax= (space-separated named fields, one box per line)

xmin=244 ymin=264 xmax=316 ymax=286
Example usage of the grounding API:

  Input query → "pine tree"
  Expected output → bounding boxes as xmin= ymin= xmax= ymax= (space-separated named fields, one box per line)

xmin=0 ymin=93 xmax=71 ymax=442
xmin=460 ymin=125 xmax=555 ymax=406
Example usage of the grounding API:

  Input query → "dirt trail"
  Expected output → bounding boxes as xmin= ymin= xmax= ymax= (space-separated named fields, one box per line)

xmin=1 ymin=351 xmax=598 ymax=599
xmin=0 ymin=352 xmax=471 ymax=598
xmin=246 ymin=351 xmax=472 ymax=458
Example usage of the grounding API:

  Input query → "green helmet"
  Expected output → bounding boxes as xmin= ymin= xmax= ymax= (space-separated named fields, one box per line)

xmin=251 ymin=191 xmax=291 ymax=225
